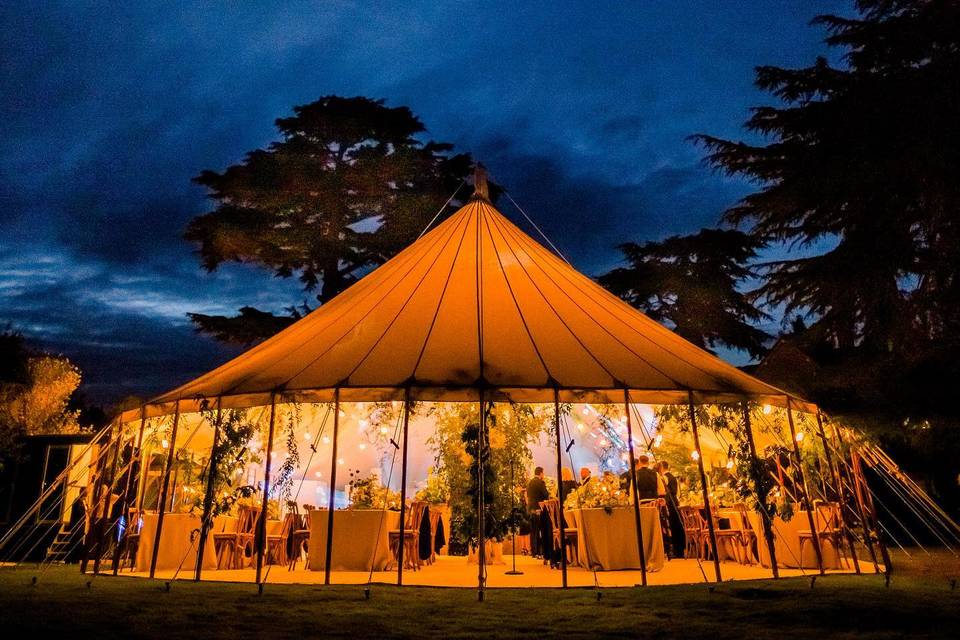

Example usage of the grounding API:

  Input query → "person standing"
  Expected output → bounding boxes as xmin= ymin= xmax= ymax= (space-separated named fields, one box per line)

xmin=526 ymin=467 xmax=550 ymax=558
xmin=658 ymin=460 xmax=685 ymax=558
xmin=634 ymin=455 xmax=659 ymax=500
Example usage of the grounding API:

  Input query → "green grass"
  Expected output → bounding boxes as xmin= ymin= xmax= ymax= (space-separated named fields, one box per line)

xmin=2 ymin=550 xmax=958 ymax=639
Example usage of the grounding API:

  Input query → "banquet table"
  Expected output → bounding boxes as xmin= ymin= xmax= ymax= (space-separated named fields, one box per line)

xmin=307 ymin=509 xmax=400 ymax=571
xmin=746 ymin=510 xmax=842 ymax=569
xmin=564 ymin=506 xmax=665 ymax=571
xmin=135 ymin=512 xmax=216 ymax=572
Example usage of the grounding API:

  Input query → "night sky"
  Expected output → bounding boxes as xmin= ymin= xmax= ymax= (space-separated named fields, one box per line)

xmin=1 ymin=1 xmax=848 ymax=405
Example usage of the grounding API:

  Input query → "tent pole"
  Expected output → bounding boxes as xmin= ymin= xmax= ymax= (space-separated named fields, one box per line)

xmin=112 ymin=406 xmax=148 ymax=576
xmin=396 ymin=388 xmax=411 ymax=586
xmin=81 ymin=418 xmax=116 ymax=574
xmin=786 ymin=399 xmax=825 ymax=575
xmin=477 ymin=388 xmax=486 ymax=601
xmin=552 ymin=388 xmax=568 ymax=588
xmin=815 ymin=412 xmax=860 ymax=574
xmin=149 ymin=401 xmax=181 ymax=579
xmin=740 ymin=401 xmax=779 ymax=579
xmin=93 ymin=418 xmax=123 ymax=575
xmin=833 ymin=423 xmax=881 ymax=573
xmin=623 ymin=389 xmax=648 ymax=586
xmin=195 ymin=398 xmax=223 ymax=582
xmin=256 ymin=393 xmax=278 ymax=585
xmin=852 ymin=448 xmax=893 ymax=574
xmin=688 ymin=391 xmax=722 ymax=583
xmin=324 ymin=388 xmax=341 ymax=585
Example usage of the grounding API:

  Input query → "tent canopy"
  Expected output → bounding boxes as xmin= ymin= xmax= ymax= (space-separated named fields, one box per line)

xmin=127 ymin=181 xmax=814 ymax=421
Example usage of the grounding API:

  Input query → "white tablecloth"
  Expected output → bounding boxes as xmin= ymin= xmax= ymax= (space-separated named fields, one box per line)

xmin=565 ymin=506 xmax=665 ymax=571
xmin=136 ymin=512 xmax=216 ymax=572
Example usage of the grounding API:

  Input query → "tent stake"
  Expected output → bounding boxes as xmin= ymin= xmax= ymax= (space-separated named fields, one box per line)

xmin=324 ymin=388 xmax=341 ymax=585
xmin=195 ymin=398 xmax=223 ymax=582
xmin=150 ymin=402 xmax=181 ymax=579
xmin=256 ymin=393 xmax=278 ymax=585
xmin=623 ymin=389 xmax=647 ymax=586
xmin=741 ymin=401 xmax=779 ymax=579
xmin=552 ymin=388 xmax=568 ymax=588
xmin=815 ymin=412 xmax=860 ymax=574
xmin=786 ymin=399 xmax=825 ymax=575
xmin=688 ymin=392 xmax=722 ymax=583
xmin=396 ymin=388 xmax=411 ymax=586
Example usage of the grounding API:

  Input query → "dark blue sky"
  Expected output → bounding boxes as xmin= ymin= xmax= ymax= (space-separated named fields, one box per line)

xmin=1 ymin=1 xmax=849 ymax=405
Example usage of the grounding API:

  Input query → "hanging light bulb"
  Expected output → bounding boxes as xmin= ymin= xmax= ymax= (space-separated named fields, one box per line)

xmin=691 ymin=450 xmax=700 ymax=461
xmin=359 ymin=443 xmax=367 ymax=451
xmin=304 ymin=432 xmax=312 ymax=441
xmin=795 ymin=431 xmax=805 ymax=443
xmin=358 ymin=419 xmax=369 ymax=430
xmin=161 ymin=439 xmax=169 ymax=449
xmin=337 ymin=458 xmax=344 ymax=465
xmin=338 ymin=410 xmax=346 ymax=418
xmin=653 ymin=434 xmax=663 ymax=448
xmin=726 ymin=459 xmax=734 ymax=470
xmin=380 ymin=425 xmax=389 ymax=435
xmin=599 ymin=438 xmax=608 ymax=447
xmin=762 ymin=404 xmax=773 ymax=415
xmin=314 ymin=471 xmax=322 ymax=478
xmin=576 ymin=423 xmax=585 ymax=433
xmin=322 ymin=435 xmax=331 ymax=444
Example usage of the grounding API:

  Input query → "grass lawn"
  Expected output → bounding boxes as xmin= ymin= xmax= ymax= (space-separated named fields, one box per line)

xmin=1 ymin=550 xmax=958 ymax=639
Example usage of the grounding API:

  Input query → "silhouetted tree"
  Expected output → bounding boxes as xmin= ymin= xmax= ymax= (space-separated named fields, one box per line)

xmin=186 ymin=96 xmax=474 ymax=344
xmin=598 ymin=229 xmax=771 ymax=358
xmin=694 ymin=0 xmax=960 ymax=355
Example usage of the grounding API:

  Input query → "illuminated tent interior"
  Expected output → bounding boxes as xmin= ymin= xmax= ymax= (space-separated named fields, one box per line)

xmin=11 ymin=168 xmax=954 ymax=591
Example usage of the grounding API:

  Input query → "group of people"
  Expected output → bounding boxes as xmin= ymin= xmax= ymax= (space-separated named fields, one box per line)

xmin=523 ymin=455 xmax=686 ymax=562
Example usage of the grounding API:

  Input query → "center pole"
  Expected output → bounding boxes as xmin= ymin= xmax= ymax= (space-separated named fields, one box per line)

xmin=195 ymin=398 xmax=223 ymax=581
xmin=255 ymin=393 xmax=278 ymax=585
xmin=477 ymin=388 xmax=486 ymax=601
xmin=149 ymin=402 xmax=181 ymax=579
xmin=324 ymin=388 xmax=341 ymax=585
xmin=396 ymin=388 xmax=411 ymax=585
xmin=552 ymin=388 xmax=568 ymax=588
xmin=623 ymin=389 xmax=648 ymax=586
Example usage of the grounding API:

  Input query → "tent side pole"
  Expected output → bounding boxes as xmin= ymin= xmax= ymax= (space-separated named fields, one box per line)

xmin=396 ymin=388 xmax=411 ymax=586
xmin=741 ymin=402 xmax=779 ymax=579
xmin=688 ymin=392 xmax=722 ymax=583
xmin=93 ymin=417 xmax=123 ymax=575
xmin=255 ymin=394 xmax=278 ymax=585
xmin=195 ymin=398 xmax=223 ymax=582
xmin=815 ymin=412 xmax=860 ymax=573
xmin=786 ymin=399 xmax=825 ymax=575
xmin=112 ymin=407 xmax=148 ymax=576
xmin=552 ymin=388 xmax=568 ymax=588
xmin=149 ymin=402 xmax=181 ymax=579
xmin=852 ymin=448 xmax=893 ymax=574
xmin=833 ymin=423 xmax=881 ymax=573
xmin=324 ymin=388 xmax=341 ymax=585
xmin=623 ymin=389 xmax=648 ymax=586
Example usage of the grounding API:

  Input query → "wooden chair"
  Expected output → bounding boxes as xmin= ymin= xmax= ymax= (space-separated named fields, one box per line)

xmin=265 ymin=512 xmax=294 ymax=566
xmin=213 ymin=505 xmax=258 ymax=569
xmin=799 ymin=501 xmax=848 ymax=569
xmin=710 ymin=510 xmax=746 ymax=564
xmin=388 ymin=501 xmax=427 ymax=571
xmin=427 ymin=507 xmax=442 ymax=565
xmin=733 ymin=503 xmax=758 ymax=564
xmin=287 ymin=503 xmax=310 ymax=571
xmin=539 ymin=498 xmax=578 ymax=567
xmin=679 ymin=506 xmax=705 ymax=559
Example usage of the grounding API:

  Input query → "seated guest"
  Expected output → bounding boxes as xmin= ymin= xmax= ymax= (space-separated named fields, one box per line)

xmin=634 ymin=455 xmax=659 ymax=501
xmin=526 ymin=467 xmax=550 ymax=558
xmin=579 ymin=467 xmax=592 ymax=486
xmin=560 ymin=468 xmax=578 ymax=502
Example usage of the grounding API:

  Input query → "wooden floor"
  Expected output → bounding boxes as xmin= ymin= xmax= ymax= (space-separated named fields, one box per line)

xmin=127 ymin=554 xmax=857 ymax=588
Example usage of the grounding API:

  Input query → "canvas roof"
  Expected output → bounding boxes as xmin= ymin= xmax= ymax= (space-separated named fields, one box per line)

xmin=126 ymin=186 xmax=815 ymax=421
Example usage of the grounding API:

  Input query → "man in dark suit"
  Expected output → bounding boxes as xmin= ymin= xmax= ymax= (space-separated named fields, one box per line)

xmin=526 ymin=467 xmax=550 ymax=558
xmin=634 ymin=455 xmax=659 ymax=500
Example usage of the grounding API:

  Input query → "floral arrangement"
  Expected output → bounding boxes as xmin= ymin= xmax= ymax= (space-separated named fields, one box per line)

xmin=563 ymin=472 xmax=630 ymax=511
xmin=414 ymin=467 xmax=450 ymax=504
xmin=347 ymin=469 xmax=402 ymax=510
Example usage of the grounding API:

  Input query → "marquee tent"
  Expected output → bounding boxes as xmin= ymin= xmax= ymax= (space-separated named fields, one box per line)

xmin=122 ymin=172 xmax=814 ymax=421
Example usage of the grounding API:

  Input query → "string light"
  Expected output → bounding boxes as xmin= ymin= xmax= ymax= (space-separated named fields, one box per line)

xmin=161 ymin=439 xmax=169 ymax=449
xmin=337 ymin=458 xmax=344 ymax=465
xmin=380 ymin=426 xmax=389 ymax=435
xmin=576 ymin=424 xmax=585 ymax=433
xmin=762 ymin=404 xmax=773 ymax=415
xmin=726 ymin=460 xmax=734 ymax=470
xmin=691 ymin=450 xmax=700 ymax=461
xmin=304 ymin=432 xmax=312 ymax=441
xmin=359 ymin=443 xmax=367 ymax=451
xmin=322 ymin=436 xmax=331 ymax=444
xmin=314 ymin=471 xmax=322 ymax=478
xmin=653 ymin=434 xmax=663 ymax=448
xmin=795 ymin=431 xmax=805 ymax=443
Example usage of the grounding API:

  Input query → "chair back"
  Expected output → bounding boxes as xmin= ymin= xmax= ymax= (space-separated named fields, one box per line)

xmin=404 ymin=501 xmax=427 ymax=532
xmin=539 ymin=498 xmax=562 ymax=532
xmin=735 ymin=503 xmax=754 ymax=534
xmin=679 ymin=506 xmax=702 ymax=534
xmin=237 ymin=505 xmax=259 ymax=535
xmin=814 ymin=501 xmax=840 ymax=531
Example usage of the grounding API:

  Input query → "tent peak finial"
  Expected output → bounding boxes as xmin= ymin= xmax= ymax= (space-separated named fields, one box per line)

xmin=471 ymin=163 xmax=489 ymax=201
